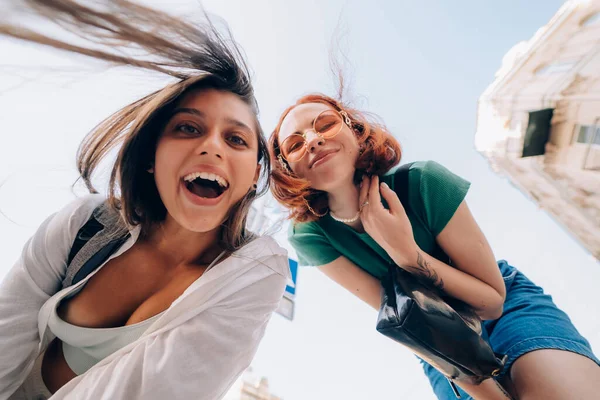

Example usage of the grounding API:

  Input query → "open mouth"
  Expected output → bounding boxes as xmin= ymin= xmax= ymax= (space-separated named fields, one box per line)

xmin=183 ymin=172 xmax=229 ymax=200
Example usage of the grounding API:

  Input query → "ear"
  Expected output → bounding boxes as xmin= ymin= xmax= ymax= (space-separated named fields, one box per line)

xmin=253 ymin=163 xmax=261 ymax=186
xmin=147 ymin=167 xmax=154 ymax=174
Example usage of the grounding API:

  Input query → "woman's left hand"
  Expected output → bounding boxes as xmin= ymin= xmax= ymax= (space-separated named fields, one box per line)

xmin=359 ymin=175 xmax=418 ymax=267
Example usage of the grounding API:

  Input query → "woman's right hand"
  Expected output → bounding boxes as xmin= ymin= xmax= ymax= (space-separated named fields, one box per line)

xmin=359 ymin=175 xmax=419 ymax=267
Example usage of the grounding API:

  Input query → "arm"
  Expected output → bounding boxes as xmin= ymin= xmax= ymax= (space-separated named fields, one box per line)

xmin=318 ymin=256 xmax=382 ymax=310
xmin=317 ymin=202 xmax=506 ymax=319
xmin=361 ymin=175 xmax=505 ymax=321
xmin=0 ymin=195 xmax=101 ymax=397
xmin=393 ymin=201 xmax=505 ymax=320
xmin=319 ymin=253 xmax=512 ymax=400
xmin=50 ymin=260 xmax=288 ymax=400
xmin=318 ymin=256 xmax=512 ymax=397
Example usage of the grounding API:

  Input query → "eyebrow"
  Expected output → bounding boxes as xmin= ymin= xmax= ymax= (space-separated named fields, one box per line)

xmin=172 ymin=107 xmax=204 ymax=118
xmin=171 ymin=107 xmax=254 ymax=134
xmin=225 ymin=117 xmax=253 ymax=134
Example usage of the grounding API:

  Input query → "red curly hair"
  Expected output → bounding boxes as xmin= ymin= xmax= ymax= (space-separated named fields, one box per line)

xmin=269 ymin=94 xmax=402 ymax=223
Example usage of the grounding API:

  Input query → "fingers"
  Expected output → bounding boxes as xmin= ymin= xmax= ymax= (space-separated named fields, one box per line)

xmin=359 ymin=175 xmax=370 ymax=206
xmin=380 ymin=182 xmax=404 ymax=215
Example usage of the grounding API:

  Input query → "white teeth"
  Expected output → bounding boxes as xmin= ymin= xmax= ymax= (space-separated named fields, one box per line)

xmin=183 ymin=171 xmax=229 ymax=188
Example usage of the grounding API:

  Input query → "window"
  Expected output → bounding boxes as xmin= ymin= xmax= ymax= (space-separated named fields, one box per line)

xmin=574 ymin=124 xmax=600 ymax=171
xmin=576 ymin=125 xmax=600 ymax=145
xmin=535 ymin=61 xmax=576 ymax=75
xmin=582 ymin=12 xmax=600 ymax=27
xmin=522 ymin=108 xmax=553 ymax=157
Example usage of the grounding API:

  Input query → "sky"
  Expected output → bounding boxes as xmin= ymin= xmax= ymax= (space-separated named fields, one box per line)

xmin=1 ymin=1 xmax=599 ymax=399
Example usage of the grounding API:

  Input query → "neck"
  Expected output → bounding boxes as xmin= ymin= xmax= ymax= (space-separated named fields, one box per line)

xmin=142 ymin=216 xmax=222 ymax=267
xmin=327 ymin=179 xmax=361 ymax=219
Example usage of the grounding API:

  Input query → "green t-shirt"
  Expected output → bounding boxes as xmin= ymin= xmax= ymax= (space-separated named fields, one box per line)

xmin=288 ymin=161 xmax=471 ymax=280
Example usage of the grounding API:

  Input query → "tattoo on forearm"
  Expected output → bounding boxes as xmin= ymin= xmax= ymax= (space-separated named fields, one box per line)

xmin=405 ymin=251 xmax=445 ymax=290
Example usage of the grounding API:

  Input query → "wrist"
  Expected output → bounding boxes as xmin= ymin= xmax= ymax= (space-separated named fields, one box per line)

xmin=391 ymin=245 xmax=421 ymax=268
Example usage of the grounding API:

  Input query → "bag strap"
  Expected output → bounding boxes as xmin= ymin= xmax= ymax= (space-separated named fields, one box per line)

xmin=62 ymin=201 xmax=130 ymax=288
xmin=67 ymin=211 xmax=104 ymax=265
xmin=382 ymin=162 xmax=413 ymax=280
xmin=391 ymin=162 xmax=414 ymax=213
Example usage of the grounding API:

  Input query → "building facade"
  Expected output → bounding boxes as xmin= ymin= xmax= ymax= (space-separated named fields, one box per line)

xmin=475 ymin=0 xmax=600 ymax=259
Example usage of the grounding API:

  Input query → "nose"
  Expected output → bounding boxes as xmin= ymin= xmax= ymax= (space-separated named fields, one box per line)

xmin=196 ymin=129 xmax=223 ymax=159
xmin=305 ymin=129 xmax=325 ymax=153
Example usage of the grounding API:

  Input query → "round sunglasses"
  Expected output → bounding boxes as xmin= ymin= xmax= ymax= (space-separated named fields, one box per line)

xmin=278 ymin=109 xmax=351 ymax=163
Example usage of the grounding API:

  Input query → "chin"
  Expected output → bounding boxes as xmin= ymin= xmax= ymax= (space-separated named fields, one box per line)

xmin=310 ymin=165 xmax=355 ymax=191
xmin=173 ymin=208 xmax=223 ymax=232
xmin=184 ymin=218 xmax=222 ymax=233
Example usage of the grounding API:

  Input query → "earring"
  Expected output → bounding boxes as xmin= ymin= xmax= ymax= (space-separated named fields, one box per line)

xmin=339 ymin=110 xmax=352 ymax=127
xmin=252 ymin=183 xmax=257 ymax=190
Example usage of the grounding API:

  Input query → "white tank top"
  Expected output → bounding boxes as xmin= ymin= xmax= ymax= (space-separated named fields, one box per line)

xmin=46 ymin=285 xmax=165 ymax=375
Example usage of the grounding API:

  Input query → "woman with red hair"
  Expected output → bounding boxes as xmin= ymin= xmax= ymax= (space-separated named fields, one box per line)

xmin=268 ymin=94 xmax=600 ymax=399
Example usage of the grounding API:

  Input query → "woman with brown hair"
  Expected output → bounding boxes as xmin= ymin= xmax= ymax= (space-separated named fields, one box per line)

xmin=0 ymin=1 xmax=289 ymax=399
xmin=268 ymin=93 xmax=600 ymax=399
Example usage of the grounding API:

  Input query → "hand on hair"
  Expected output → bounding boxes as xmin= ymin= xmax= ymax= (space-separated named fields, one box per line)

xmin=359 ymin=175 xmax=419 ymax=267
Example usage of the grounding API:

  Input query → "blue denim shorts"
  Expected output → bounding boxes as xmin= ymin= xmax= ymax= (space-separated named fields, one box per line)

xmin=421 ymin=260 xmax=600 ymax=399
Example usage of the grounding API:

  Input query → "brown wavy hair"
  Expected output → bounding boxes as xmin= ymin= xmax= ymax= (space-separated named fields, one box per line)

xmin=269 ymin=94 xmax=402 ymax=223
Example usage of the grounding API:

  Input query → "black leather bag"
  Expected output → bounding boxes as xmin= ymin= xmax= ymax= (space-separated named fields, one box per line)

xmin=377 ymin=266 xmax=506 ymax=386
xmin=375 ymin=164 xmax=506 ymax=395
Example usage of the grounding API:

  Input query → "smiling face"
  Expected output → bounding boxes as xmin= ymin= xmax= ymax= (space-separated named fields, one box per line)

xmin=153 ymin=88 xmax=260 ymax=233
xmin=278 ymin=102 xmax=360 ymax=191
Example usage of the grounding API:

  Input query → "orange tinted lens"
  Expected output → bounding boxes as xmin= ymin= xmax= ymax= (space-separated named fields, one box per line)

xmin=281 ymin=134 xmax=306 ymax=162
xmin=315 ymin=111 xmax=342 ymax=138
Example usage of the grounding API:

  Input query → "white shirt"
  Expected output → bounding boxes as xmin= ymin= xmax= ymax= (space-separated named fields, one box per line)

xmin=0 ymin=195 xmax=290 ymax=399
